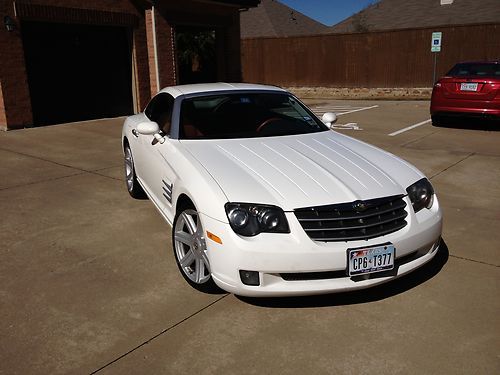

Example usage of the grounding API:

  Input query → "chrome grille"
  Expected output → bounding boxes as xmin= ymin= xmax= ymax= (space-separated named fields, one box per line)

xmin=294 ymin=195 xmax=408 ymax=242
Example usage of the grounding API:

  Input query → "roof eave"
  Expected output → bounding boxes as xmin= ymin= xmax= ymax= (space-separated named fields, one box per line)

xmin=148 ymin=0 xmax=260 ymax=8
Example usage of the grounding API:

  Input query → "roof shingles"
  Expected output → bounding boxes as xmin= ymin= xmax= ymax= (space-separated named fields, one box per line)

xmin=330 ymin=0 xmax=500 ymax=34
xmin=241 ymin=0 xmax=328 ymax=38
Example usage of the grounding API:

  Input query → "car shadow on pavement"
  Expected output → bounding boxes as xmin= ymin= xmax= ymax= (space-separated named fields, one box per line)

xmin=238 ymin=240 xmax=449 ymax=308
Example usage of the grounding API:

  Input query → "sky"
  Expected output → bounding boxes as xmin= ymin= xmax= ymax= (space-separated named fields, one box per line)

xmin=278 ymin=0 xmax=377 ymax=27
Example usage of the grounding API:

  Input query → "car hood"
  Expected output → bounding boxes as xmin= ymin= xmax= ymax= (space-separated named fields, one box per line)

xmin=179 ymin=131 xmax=423 ymax=210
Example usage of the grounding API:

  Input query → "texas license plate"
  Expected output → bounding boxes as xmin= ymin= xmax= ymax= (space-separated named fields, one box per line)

xmin=348 ymin=244 xmax=395 ymax=276
xmin=460 ymin=83 xmax=478 ymax=91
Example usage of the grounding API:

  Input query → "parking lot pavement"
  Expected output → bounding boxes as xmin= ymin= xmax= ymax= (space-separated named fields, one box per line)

xmin=1 ymin=104 xmax=499 ymax=374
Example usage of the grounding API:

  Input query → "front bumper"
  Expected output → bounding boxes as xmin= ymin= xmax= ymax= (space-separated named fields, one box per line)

xmin=202 ymin=196 xmax=443 ymax=297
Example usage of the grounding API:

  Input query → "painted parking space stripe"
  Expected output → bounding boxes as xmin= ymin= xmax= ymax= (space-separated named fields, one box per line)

xmin=335 ymin=105 xmax=379 ymax=116
xmin=310 ymin=104 xmax=430 ymax=135
xmin=308 ymin=104 xmax=379 ymax=131
xmin=312 ymin=106 xmax=369 ymax=109
xmin=388 ymin=119 xmax=431 ymax=136
xmin=311 ymin=105 xmax=379 ymax=116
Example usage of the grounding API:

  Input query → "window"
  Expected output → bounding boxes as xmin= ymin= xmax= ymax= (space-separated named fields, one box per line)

xmin=144 ymin=93 xmax=175 ymax=133
xmin=447 ymin=63 xmax=500 ymax=78
xmin=179 ymin=93 xmax=328 ymax=140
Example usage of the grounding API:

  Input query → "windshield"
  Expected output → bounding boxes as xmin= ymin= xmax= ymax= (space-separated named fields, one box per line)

xmin=179 ymin=92 xmax=328 ymax=139
xmin=447 ymin=63 xmax=500 ymax=78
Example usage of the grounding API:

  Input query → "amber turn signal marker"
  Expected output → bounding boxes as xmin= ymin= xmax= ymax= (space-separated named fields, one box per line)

xmin=206 ymin=231 xmax=222 ymax=244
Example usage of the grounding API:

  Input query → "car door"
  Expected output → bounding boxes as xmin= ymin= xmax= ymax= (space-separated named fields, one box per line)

xmin=131 ymin=94 xmax=163 ymax=184
xmin=135 ymin=93 xmax=178 ymax=222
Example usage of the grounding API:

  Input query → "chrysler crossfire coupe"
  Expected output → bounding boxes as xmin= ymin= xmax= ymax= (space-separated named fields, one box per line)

xmin=122 ymin=83 xmax=442 ymax=297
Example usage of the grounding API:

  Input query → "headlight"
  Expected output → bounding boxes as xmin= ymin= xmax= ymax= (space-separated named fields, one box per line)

xmin=406 ymin=178 xmax=435 ymax=213
xmin=225 ymin=203 xmax=290 ymax=236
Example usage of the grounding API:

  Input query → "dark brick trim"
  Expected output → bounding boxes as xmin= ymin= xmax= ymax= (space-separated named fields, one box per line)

xmin=14 ymin=2 xmax=139 ymax=27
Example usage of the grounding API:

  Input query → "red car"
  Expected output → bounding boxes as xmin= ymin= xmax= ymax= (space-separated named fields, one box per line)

xmin=431 ymin=61 xmax=500 ymax=126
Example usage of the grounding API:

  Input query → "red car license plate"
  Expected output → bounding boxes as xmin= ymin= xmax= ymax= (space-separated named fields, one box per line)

xmin=460 ymin=83 xmax=478 ymax=91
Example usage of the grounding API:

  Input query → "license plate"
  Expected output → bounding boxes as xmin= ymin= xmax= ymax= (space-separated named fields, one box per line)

xmin=460 ymin=83 xmax=478 ymax=92
xmin=348 ymin=244 xmax=395 ymax=276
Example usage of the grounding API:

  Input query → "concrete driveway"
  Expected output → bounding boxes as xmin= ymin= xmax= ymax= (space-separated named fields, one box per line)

xmin=0 ymin=103 xmax=499 ymax=374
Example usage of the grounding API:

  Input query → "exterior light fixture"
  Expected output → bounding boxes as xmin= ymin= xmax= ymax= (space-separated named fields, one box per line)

xmin=4 ymin=15 xmax=16 ymax=32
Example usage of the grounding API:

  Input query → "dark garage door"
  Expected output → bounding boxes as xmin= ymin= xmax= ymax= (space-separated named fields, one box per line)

xmin=22 ymin=21 xmax=133 ymax=126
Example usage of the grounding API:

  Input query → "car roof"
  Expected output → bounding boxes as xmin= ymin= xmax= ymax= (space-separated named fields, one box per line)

xmin=158 ymin=82 xmax=287 ymax=98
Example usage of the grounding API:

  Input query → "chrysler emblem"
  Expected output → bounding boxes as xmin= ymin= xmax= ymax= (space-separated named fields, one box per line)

xmin=352 ymin=201 xmax=368 ymax=212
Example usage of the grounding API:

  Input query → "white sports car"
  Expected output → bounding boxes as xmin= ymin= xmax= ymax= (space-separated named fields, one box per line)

xmin=122 ymin=83 xmax=442 ymax=297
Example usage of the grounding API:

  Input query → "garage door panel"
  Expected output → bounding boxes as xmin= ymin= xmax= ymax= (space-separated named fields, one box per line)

xmin=22 ymin=21 xmax=133 ymax=126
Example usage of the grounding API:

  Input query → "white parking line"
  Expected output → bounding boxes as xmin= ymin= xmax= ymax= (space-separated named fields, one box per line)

xmin=336 ymin=105 xmax=379 ymax=116
xmin=312 ymin=106 xmax=368 ymax=109
xmin=311 ymin=105 xmax=379 ymax=116
xmin=388 ymin=119 xmax=431 ymax=136
xmin=332 ymin=123 xmax=362 ymax=130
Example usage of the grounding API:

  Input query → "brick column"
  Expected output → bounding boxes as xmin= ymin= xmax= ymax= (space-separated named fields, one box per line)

xmin=0 ymin=81 xmax=6 ymax=128
xmin=0 ymin=9 xmax=33 ymax=130
xmin=132 ymin=15 xmax=152 ymax=112
xmin=156 ymin=13 xmax=177 ymax=88
xmin=145 ymin=8 xmax=177 ymax=96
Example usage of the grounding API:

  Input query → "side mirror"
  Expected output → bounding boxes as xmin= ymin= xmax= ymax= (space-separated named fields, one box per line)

xmin=137 ymin=121 xmax=160 ymax=135
xmin=136 ymin=121 xmax=165 ymax=144
xmin=321 ymin=112 xmax=337 ymax=128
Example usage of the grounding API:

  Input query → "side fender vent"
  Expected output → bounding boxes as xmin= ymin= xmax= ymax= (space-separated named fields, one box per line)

xmin=162 ymin=180 xmax=173 ymax=203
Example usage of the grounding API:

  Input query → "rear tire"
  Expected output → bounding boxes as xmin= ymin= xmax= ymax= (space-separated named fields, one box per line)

xmin=124 ymin=143 xmax=146 ymax=199
xmin=431 ymin=115 xmax=442 ymax=127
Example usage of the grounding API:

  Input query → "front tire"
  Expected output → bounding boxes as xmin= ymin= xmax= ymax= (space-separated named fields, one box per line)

xmin=172 ymin=207 xmax=219 ymax=293
xmin=124 ymin=143 xmax=146 ymax=199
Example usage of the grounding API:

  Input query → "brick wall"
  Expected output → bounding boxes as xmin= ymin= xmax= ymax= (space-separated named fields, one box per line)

xmin=13 ymin=0 xmax=141 ymax=19
xmin=0 ymin=0 xmax=247 ymax=130
xmin=146 ymin=8 xmax=177 ymax=97
xmin=133 ymin=14 xmax=151 ymax=112
xmin=155 ymin=12 xmax=177 ymax=89
xmin=0 ymin=81 xmax=7 ymax=127
xmin=0 ymin=1 xmax=32 ymax=130
xmin=0 ymin=0 xmax=148 ymax=130
xmin=145 ymin=9 xmax=158 ymax=95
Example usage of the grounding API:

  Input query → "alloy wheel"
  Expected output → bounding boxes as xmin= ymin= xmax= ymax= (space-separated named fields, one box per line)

xmin=124 ymin=146 xmax=134 ymax=192
xmin=174 ymin=209 xmax=211 ymax=284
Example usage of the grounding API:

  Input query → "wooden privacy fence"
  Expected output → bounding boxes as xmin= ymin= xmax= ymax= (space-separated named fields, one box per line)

xmin=241 ymin=23 xmax=500 ymax=88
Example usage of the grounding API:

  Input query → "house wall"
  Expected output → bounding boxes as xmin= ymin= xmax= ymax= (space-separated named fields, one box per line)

xmin=0 ymin=0 xmax=246 ymax=130
xmin=0 ymin=0 xmax=32 ymax=129
xmin=0 ymin=0 xmax=148 ymax=130
xmin=242 ymin=23 xmax=500 ymax=89
xmin=145 ymin=8 xmax=177 ymax=95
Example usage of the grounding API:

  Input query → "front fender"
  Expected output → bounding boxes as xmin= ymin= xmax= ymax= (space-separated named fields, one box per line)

xmin=171 ymin=142 xmax=229 ymax=223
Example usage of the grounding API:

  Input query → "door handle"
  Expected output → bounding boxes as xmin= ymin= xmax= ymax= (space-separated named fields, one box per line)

xmin=132 ymin=129 xmax=139 ymax=138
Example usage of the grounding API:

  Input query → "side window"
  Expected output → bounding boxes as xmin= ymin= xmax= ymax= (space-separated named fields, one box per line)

xmin=144 ymin=93 xmax=175 ymax=134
